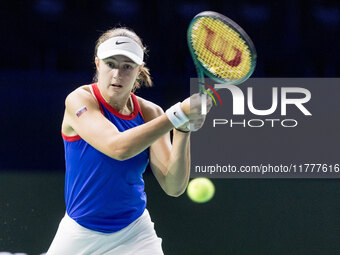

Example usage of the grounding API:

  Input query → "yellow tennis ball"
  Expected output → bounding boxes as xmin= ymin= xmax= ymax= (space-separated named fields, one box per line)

xmin=187 ymin=178 xmax=215 ymax=203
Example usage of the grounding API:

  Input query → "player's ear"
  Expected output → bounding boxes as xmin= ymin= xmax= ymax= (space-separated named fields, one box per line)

xmin=95 ymin=57 xmax=100 ymax=70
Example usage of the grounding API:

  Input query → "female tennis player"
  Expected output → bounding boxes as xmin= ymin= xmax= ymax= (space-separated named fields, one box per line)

xmin=46 ymin=27 xmax=211 ymax=255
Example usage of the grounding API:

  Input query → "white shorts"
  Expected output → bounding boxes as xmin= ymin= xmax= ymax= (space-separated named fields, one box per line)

xmin=46 ymin=209 xmax=163 ymax=255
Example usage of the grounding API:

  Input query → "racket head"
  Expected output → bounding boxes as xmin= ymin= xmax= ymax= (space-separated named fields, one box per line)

xmin=187 ymin=11 xmax=257 ymax=85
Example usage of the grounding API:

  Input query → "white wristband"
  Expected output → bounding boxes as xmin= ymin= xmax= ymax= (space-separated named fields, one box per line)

xmin=165 ymin=102 xmax=189 ymax=128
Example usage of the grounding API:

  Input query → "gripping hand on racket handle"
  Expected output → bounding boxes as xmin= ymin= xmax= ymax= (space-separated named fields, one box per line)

xmin=179 ymin=93 xmax=213 ymax=132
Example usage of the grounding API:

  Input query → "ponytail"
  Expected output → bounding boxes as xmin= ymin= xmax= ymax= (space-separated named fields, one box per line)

xmin=133 ymin=65 xmax=153 ymax=92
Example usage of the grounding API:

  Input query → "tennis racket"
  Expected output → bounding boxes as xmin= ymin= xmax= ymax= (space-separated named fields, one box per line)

xmin=187 ymin=11 xmax=257 ymax=113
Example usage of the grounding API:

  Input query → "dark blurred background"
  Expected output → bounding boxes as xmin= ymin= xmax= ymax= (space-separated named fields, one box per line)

xmin=1 ymin=0 xmax=340 ymax=254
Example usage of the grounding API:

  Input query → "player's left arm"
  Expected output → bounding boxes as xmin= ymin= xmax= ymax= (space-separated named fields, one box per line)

xmin=138 ymin=97 xmax=191 ymax=197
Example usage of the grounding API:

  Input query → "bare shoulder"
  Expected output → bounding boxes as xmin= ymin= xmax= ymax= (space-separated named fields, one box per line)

xmin=136 ymin=96 xmax=164 ymax=122
xmin=62 ymin=85 xmax=99 ymax=136
xmin=65 ymin=85 xmax=97 ymax=109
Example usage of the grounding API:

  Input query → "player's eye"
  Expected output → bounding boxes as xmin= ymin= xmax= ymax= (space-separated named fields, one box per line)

xmin=104 ymin=59 xmax=119 ymax=69
xmin=123 ymin=64 xmax=133 ymax=70
xmin=106 ymin=62 xmax=116 ymax=68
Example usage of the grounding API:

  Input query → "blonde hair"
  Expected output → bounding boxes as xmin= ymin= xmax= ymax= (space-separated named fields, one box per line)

xmin=93 ymin=27 xmax=152 ymax=92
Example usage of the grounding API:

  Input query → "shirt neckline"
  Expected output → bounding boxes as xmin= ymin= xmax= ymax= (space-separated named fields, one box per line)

xmin=91 ymin=83 xmax=140 ymax=120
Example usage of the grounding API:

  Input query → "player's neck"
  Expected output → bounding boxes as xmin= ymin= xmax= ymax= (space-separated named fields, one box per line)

xmin=105 ymin=93 xmax=133 ymax=115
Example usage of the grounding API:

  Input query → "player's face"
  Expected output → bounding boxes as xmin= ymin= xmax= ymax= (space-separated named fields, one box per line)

xmin=96 ymin=55 xmax=141 ymax=98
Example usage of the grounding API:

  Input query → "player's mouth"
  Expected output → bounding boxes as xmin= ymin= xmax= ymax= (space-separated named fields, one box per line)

xmin=111 ymin=84 xmax=123 ymax=88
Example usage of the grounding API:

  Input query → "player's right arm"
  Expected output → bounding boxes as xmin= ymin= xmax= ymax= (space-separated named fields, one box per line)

xmin=62 ymin=86 xmax=175 ymax=161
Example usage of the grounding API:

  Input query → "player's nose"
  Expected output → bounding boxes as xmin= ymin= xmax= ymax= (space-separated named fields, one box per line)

xmin=111 ymin=68 xmax=122 ymax=80
xmin=111 ymin=68 xmax=119 ymax=76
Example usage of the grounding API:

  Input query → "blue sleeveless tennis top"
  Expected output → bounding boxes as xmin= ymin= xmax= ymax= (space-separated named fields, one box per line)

xmin=61 ymin=84 xmax=149 ymax=233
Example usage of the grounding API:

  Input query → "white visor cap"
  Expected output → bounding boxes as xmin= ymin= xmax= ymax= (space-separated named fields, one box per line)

xmin=97 ymin=36 xmax=144 ymax=65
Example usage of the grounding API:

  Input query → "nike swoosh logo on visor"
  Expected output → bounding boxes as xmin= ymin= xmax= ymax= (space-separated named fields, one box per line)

xmin=115 ymin=41 xmax=129 ymax=45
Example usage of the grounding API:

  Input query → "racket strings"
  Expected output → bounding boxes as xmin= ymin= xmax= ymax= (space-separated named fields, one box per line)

xmin=190 ymin=17 xmax=253 ymax=81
